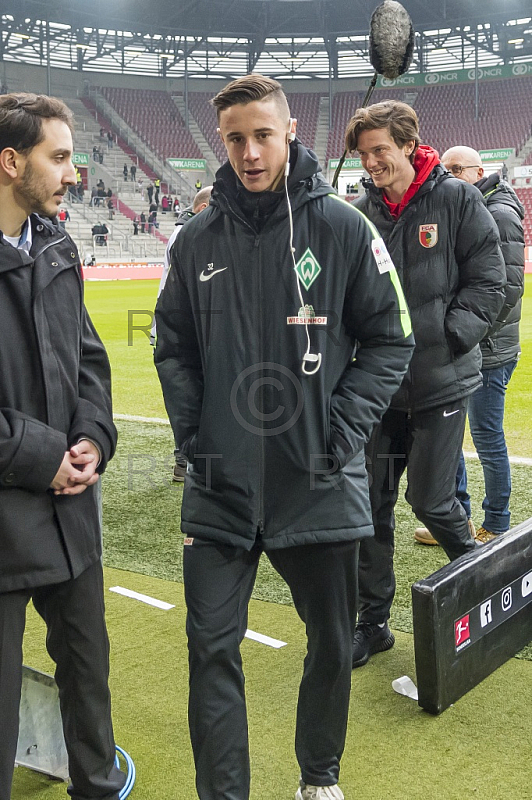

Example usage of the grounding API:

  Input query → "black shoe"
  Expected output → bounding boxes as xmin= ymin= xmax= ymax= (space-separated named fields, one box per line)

xmin=352 ymin=622 xmax=395 ymax=668
xmin=173 ymin=459 xmax=187 ymax=482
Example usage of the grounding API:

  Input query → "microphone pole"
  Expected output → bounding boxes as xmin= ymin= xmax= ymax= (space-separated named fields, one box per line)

xmin=332 ymin=0 xmax=414 ymax=190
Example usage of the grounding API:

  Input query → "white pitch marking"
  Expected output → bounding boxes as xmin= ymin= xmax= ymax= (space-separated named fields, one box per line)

xmin=245 ymin=629 xmax=287 ymax=649
xmin=463 ymin=450 xmax=532 ymax=467
xmin=114 ymin=413 xmax=170 ymax=425
xmin=109 ymin=586 xmax=175 ymax=610
xmin=111 ymin=419 xmax=532 ymax=466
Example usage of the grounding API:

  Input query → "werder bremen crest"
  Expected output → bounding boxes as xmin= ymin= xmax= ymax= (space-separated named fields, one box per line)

xmin=295 ymin=248 xmax=322 ymax=290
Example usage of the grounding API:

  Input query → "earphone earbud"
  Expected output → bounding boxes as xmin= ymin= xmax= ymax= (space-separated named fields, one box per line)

xmin=288 ymin=117 xmax=297 ymax=142
xmin=285 ymin=117 xmax=297 ymax=175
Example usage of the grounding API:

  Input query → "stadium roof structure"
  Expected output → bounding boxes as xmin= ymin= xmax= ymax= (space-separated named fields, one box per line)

xmin=2 ymin=0 xmax=532 ymax=79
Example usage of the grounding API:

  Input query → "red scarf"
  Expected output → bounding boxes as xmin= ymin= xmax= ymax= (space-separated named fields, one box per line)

xmin=383 ymin=145 xmax=440 ymax=219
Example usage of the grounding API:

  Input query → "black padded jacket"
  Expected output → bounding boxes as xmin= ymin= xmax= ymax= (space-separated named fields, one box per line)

xmin=355 ymin=161 xmax=506 ymax=412
xmin=475 ymin=173 xmax=525 ymax=369
xmin=155 ymin=141 xmax=415 ymax=550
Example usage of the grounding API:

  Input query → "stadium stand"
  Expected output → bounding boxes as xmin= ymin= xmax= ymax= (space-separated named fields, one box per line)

xmin=186 ymin=91 xmax=322 ymax=164
xmin=79 ymin=79 xmax=532 ymax=248
xmin=515 ymin=188 xmax=532 ymax=250
xmin=325 ymin=76 xmax=532 ymax=161
xmin=99 ymin=87 xmax=203 ymax=161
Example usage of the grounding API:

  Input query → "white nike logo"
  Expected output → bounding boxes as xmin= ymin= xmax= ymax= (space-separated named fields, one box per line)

xmin=443 ymin=409 xmax=460 ymax=417
xmin=199 ymin=267 xmax=228 ymax=282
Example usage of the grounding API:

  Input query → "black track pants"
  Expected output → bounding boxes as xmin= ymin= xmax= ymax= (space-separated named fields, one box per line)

xmin=184 ymin=538 xmax=359 ymax=800
xmin=0 ymin=561 xmax=125 ymax=800
xmin=359 ymin=399 xmax=476 ymax=624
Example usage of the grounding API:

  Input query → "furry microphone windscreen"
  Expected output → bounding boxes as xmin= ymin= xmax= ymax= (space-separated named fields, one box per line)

xmin=369 ymin=0 xmax=415 ymax=79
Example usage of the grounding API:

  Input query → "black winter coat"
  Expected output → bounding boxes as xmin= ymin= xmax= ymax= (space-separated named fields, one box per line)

xmin=155 ymin=142 xmax=415 ymax=550
xmin=0 ymin=216 xmax=116 ymax=592
xmin=355 ymin=163 xmax=506 ymax=412
xmin=475 ymin=174 xmax=525 ymax=369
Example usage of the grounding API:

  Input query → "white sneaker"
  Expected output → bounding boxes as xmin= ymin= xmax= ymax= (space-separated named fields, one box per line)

xmin=295 ymin=781 xmax=344 ymax=799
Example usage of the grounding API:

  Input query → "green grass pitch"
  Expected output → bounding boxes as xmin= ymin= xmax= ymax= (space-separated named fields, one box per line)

xmin=11 ymin=276 xmax=532 ymax=800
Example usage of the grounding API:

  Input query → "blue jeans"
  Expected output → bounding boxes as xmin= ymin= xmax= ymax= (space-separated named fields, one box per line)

xmin=457 ymin=359 xmax=518 ymax=533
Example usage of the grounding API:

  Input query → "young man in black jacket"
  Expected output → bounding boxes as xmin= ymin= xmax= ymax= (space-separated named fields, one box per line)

xmin=414 ymin=146 xmax=525 ymax=546
xmin=345 ymin=101 xmax=506 ymax=669
xmin=155 ymin=75 xmax=415 ymax=800
xmin=0 ymin=93 xmax=124 ymax=800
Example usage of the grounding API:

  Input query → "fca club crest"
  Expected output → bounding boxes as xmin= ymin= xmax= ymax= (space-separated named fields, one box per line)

xmin=295 ymin=248 xmax=322 ymax=290
xmin=419 ymin=223 xmax=438 ymax=248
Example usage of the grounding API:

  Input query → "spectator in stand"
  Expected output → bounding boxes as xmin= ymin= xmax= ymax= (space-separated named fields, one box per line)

xmin=147 ymin=182 xmax=154 ymax=204
xmin=107 ymin=130 xmax=113 ymax=149
xmin=161 ymin=195 xmax=169 ymax=214
xmin=98 ymin=148 xmax=103 ymax=165
xmin=149 ymin=201 xmax=157 ymax=214
xmin=140 ymin=211 xmax=146 ymax=234
xmin=58 ymin=207 xmax=70 ymax=228
xmin=133 ymin=215 xmax=139 ymax=235
xmin=107 ymin=198 xmax=114 ymax=220
xmin=173 ymin=196 xmax=180 ymax=215
xmin=123 ymin=164 xmax=128 ymax=182
xmin=154 ymin=178 xmax=161 ymax=206
xmin=90 ymin=186 xmax=97 ymax=207
xmin=97 ymin=186 xmax=105 ymax=207
xmin=92 ymin=145 xmax=99 ymax=162
xmin=138 ymin=177 xmax=144 ymax=199
xmin=91 ymin=222 xmax=108 ymax=246
xmin=99 ymin=126 xmax=105 ymax=140
xmin=194 ymin=177 xmax=202 ymax=191
xmin=148 ymin=210 xmax=157 ymax=234
xmin=130 ymin=164 xmax=136 ymax=181
xmin=77 ymin=180 xmax=84 ymax=203
xmin=501 ymin=162 xmax=509 ymax=181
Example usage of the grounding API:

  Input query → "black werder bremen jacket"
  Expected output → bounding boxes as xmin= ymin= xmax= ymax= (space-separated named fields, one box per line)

xmin=155 ymin=141 xmax=415 ymax=550
xmin=355 ymin=158 xmax=506 ymax=412
xmin=475 ymin=173 xmax=525 ymax=369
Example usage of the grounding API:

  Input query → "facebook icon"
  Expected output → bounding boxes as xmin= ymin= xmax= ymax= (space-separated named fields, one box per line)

xmin=480 ymin=599 xmax=493 ymax=628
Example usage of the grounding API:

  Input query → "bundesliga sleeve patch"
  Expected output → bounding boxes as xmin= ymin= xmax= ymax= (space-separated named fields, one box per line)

xmin=371 ymin=238 xmax=394 ymax=274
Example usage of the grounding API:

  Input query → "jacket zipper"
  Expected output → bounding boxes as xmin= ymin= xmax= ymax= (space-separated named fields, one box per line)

xmin=31 ymin=233 xmax=70 ymax=429
xmin=255 ymin=233 xmax=265 ymax=535
xmin=32 ymin=235 xmax=67 ymax=261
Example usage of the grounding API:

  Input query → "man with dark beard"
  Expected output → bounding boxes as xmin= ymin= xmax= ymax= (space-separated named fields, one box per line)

xmin=0 ymin=93 xmax=125 ymax=800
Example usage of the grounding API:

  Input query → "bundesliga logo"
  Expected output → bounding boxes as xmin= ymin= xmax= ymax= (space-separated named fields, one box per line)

xmin=455 ymin=614 xmax=471 ymax=651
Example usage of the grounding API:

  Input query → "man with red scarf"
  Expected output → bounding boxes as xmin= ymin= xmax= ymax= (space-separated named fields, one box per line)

xmin=345 ymin=100 xmax=506 ymax=668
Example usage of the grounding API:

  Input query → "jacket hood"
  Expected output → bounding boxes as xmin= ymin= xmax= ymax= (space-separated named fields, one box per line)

xmin=211 ymin=139 xmax=332 ymax=226
xmin=476 ymin=173 xmax=525 ymax=220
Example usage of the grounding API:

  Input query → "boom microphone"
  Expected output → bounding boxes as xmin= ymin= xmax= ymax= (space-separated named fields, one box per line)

xmin=369 ymin=0 xmax=415 ymax=80
xmin=332 ymin=0 xmax=414 ymax=189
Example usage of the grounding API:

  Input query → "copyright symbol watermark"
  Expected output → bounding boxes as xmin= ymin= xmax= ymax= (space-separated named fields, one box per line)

xmin=230 ymin=361 xmax=304 ymax=436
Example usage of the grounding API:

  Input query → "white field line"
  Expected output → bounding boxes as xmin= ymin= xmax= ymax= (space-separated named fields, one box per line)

xmin=114 ymin=413 xmax=170 ymax=424
xmin=109 ymin=586 xmax=175 ymax=609
xmin=114 ymin=415 xmax=532 ymax=466
xmin=463 ymin=450 xmax=532 ymax=467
